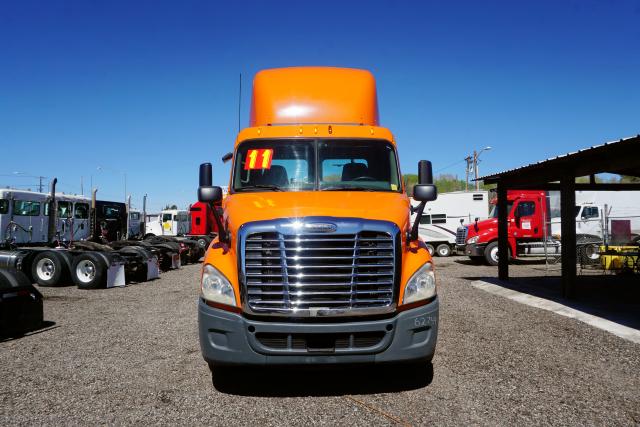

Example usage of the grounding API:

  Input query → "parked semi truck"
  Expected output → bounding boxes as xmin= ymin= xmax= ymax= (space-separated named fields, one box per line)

xmin=410 ymin=190 xmax=489 ymax=257
xmin=0 ymin=184 xmax=173 ymax=289
xmin=196 ymin=67 xmax=439 ymax=378
xmin=456 ymin=190 xmax=640 ymax=265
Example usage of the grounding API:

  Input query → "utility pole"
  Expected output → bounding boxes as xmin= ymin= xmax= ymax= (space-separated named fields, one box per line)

xmin=474 ymin=150 xmax=479 ymax=190
xmin=38 ymin=176 xmax=43 ymax=193
xmin=464 ymin=156 xmax=472 ymax=191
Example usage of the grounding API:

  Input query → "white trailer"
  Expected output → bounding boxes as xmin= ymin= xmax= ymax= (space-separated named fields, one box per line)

xmin=411 ymin=190 xmax=490 ymax=256
xmin=144 ymin=209 xmax=190 ymax=238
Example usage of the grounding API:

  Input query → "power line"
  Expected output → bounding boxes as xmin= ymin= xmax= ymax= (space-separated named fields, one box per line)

xmin=434 ymin=158 xmax=467 ymax=173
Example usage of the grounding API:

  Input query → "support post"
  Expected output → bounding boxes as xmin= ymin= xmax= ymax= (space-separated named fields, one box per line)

xmin=560 ymin=176 xmax=576 ymax=298
xmin=497 ymin=182 xmax=509 ymax=280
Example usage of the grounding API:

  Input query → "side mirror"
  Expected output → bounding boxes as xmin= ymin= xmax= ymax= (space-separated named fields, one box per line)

xmin=198 ymin=163 xmax=223 ymax=203
xmin=409 ymin=160 xmax=437 ymax=243
xmin=198 ymin=186 xmax=223 ymax=203
xmin=197 ymin=162 xmax=228 ymax=243
xmin=413 ymin=184 xmax=437 ymax=202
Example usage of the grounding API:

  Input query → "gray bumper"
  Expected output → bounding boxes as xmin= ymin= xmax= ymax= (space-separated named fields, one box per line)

xmin=198 ymin=298 xmax=439 ymax=366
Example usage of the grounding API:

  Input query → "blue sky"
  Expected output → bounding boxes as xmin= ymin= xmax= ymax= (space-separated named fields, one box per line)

xmin=1 ymin=0 xmax=638 ymax=211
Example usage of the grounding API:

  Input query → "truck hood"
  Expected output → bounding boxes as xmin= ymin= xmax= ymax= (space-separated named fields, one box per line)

xmin=223 ymin=191 xmax=410 ymax=236
xmin=465 ymin=217 xmax=497 ymax=239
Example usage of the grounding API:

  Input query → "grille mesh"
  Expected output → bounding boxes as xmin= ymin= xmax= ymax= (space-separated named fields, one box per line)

xmin=243 ymin=230 xmax=395 ymax=313
xmin=455 ymin=226 xmax=468 ymax=246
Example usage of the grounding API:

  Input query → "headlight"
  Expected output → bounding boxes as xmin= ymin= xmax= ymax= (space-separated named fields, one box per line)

xmin=467 ymin=235 xmax=479 ymax=244
xmin=201 ymin=264 xmax=236 ymax=307
xmin=402 ymin=262 xmax=436 ymax=304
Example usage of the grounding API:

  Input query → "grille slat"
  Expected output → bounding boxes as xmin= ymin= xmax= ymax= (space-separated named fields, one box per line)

xmin=243 ymin=226 xmax=396 ymax=315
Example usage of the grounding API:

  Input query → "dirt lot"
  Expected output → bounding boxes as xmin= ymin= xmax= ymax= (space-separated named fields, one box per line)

xmin=1 ymin=257 xmax=639 ymax=425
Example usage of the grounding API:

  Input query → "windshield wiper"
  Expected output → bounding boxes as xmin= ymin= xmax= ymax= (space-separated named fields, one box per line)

xmin=236 ymin=185 xmax=284 ymax=192
xmin=321 ymin=186 xmax=377 ymax=192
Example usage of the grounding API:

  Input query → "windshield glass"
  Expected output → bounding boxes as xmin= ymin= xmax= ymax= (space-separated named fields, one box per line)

xmin=490 ymin=201 xmax=514 ymax=218
xmin=233 ymin=139 xmax=400 ymax=193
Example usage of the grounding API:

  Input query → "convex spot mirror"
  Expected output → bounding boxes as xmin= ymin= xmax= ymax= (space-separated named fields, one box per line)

xmin=413 ymin=184 xmax=437 ymax=202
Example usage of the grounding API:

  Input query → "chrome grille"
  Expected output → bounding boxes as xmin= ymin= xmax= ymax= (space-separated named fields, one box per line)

xmin=456 ymin=226 xmax=468 ymax=246
xmin=240 ymin=218 xmax=398 ymax=317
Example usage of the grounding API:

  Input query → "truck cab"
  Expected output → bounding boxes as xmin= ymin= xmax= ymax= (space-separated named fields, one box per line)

xmin=196 ymin=67 xmax=439 ymax=372
xmin=144 ymin=209 xmax=190 ymax=238
xmin=456 ymin=190 xmax=548 ymax=265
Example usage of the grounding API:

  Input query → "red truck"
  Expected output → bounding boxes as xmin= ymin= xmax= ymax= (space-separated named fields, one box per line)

xmin=456 ymin=190 xmax=557 ymax=265
xmin=187 ymin=201 xmax=220 ymax=251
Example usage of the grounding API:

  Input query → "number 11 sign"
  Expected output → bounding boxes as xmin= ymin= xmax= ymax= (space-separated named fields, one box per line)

xmin=244 ymin=149 xmax=274 ymax=170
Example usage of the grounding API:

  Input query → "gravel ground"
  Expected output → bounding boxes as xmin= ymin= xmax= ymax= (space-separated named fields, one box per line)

xmin=1 ymin=257 xmax=639 ymax=425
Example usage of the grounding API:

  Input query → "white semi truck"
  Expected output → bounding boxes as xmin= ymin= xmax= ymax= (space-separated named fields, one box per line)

xmin=143 ymin=209 xmax=190 ymax=238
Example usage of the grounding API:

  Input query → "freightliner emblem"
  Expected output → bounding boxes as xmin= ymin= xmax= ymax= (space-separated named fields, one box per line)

xmin=303 ymin=222 xmax=337 ymax=233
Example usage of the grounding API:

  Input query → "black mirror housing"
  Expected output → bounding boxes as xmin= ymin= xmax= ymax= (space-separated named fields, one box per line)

xmin=198 ymin=186 xmax=223 ymax=204
xmin=413 ymin=184 xmax=437 ymax=202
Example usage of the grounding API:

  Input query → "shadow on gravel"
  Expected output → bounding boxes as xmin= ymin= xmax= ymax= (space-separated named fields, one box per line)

xmin=466 ymin=275 xmax=640 ymax=330
xmin=211 ymin=362 xmax=433 ymax=396
xmin=0 ymin=321 xmax=57 ymax=343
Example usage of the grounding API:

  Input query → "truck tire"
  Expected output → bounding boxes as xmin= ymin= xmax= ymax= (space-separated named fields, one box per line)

xmin=71 ymin=253 xmax=107 ymax=289
xmin=425 ymin=244 xmax=435 ymax=256
xmin=485 ymin=242 xmax=499 ymax=266
xmin=484 ymin=241 xmax=510 ymax=266
xmin=435 ymin=244 xmax=451 ymax=257
xmin=196 ymin=237 xmax=210 ymax=250
xmin=31 ymin=251 xmax=66 ymax=287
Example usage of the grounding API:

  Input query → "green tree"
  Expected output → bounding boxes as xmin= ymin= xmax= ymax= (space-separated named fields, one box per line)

xmin=403 ymin=173 xmax=492 ymax=196
xmin=164 ymin=204 xmax=178 ymax=210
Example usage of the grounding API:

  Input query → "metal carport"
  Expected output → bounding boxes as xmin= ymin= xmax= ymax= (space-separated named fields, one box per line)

xmin=479 ymin=135 xmax=640 ymax=298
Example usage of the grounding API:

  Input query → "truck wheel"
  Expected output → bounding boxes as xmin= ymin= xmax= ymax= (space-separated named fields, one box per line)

xmin=31 ymin=251 xmax=65 ymax=287
xmin=196 ymin=237 xmax=210 ymax=250
xmin=485 ymin=242 xmax=499 ymax=266
xmin=425 ymin=244 xmax=435 ymax=256
xmin=435 ymin=244 xmax=451 ymax=257
xmin=71 ymin=253 xmax=107 ymax=289
xmin=484 ymin=241 xmax=510 ymax=266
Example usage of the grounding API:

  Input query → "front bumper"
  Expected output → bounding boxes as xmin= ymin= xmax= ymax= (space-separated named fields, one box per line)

xmin=198 ymin=298 xmax=439 ymax=366
xmin=463 ymin=243 xmax=487 ymax=257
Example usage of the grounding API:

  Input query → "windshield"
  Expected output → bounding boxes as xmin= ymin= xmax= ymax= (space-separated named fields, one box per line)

xmin=490 ymin=201 xmax=514 ymax=218
xmin=232 ymin=139 xmax=401 ymax=193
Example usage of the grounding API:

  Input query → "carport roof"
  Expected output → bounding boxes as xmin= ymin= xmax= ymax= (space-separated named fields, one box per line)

xmin=480 ymin=135 xmax=640 ymax=186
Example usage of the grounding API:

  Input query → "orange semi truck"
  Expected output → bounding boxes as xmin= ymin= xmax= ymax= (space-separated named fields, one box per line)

xmin=197 ymin=67 xmax=439 ymax=374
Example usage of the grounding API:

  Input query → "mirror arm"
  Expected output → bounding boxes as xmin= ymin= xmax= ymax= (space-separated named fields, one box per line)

xmin=211 ymin=204 xmax=228 ymax=244
xmin=409 ymin=201 xmax=426 ymax=243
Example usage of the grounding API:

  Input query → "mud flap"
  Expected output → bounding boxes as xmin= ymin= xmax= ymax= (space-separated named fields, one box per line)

xmin=146 ymin=256 xmax=160 ymax=280
xmin=106 ymin=262 xmax=126 ymax=288
xmin=172 ymin=254 xmax=181 ymax=269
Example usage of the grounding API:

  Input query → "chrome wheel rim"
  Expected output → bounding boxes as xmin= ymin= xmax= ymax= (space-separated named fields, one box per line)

xmin=76 ymin=260 xmax=96 ymax=284
xmin=36 ymin=258 xmax=55 ymax=281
